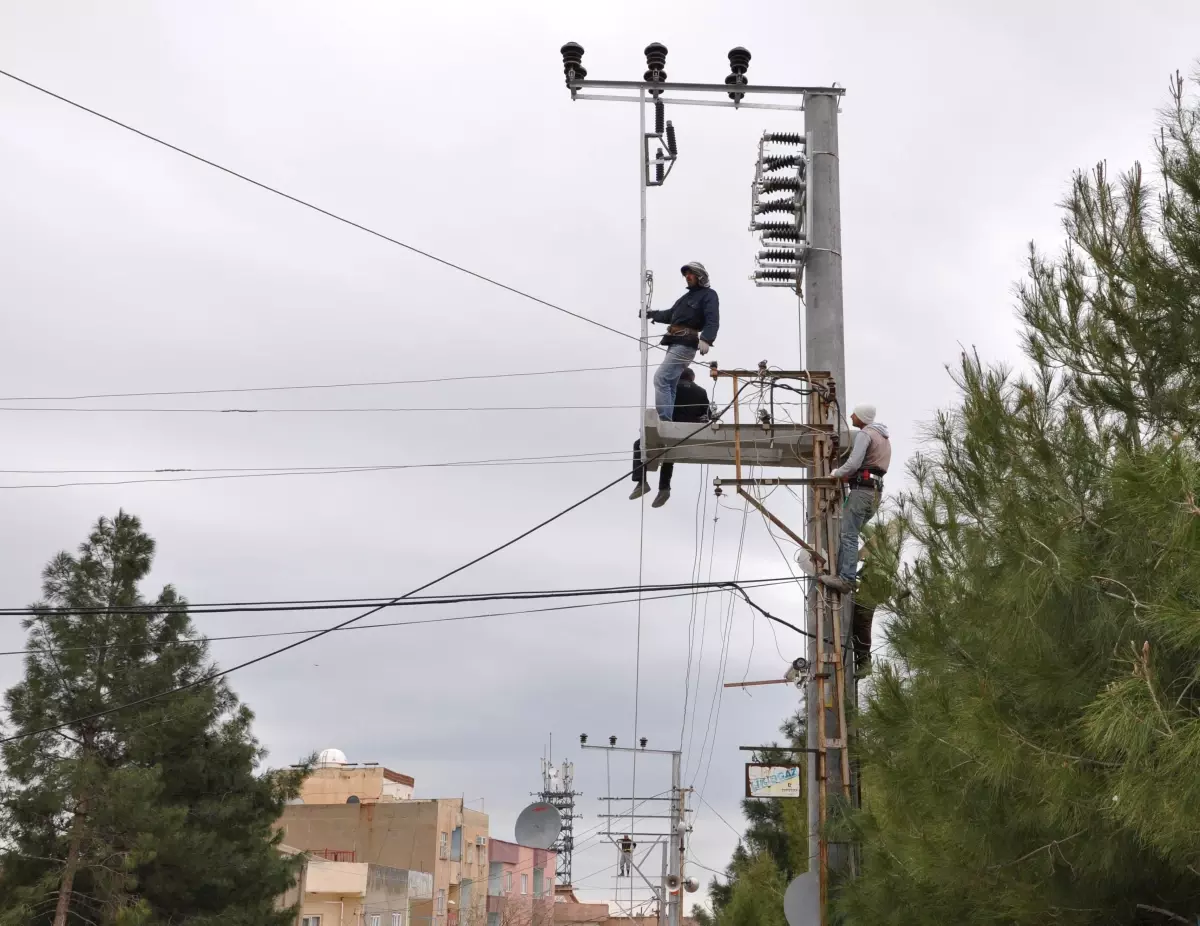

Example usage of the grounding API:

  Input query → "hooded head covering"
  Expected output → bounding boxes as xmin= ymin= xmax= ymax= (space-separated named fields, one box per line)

xmin=852 ymin=403 xmax=877 ymax=426
xmin=680 ymin=261 xmax=710 ymax=288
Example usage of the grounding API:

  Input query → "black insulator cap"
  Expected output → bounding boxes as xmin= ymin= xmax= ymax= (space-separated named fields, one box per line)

xmin=579 ymin=733 xmax=588 ymax=744
xmin=755 ymin=199 xmax=799 ymax=216
xmin=759 ymin=176 xmax=803 ymax=194
xmin=754 ymin=268 xmax=798 ymax=281
xmin=655 ymin=148 xmax=664 ymax=184
xmin=764 ymin=132 xmax=803 ymax=145
xmin=726 ymin=48 xmax=751 ymax=101
xmin=654 ymin=100 xmax=665 ymax=135
xmin=665 ymin=121 xmax=677 ymax=156
xmin=561 ymin=42 xmax=587 ymax=83
xmin=644 ymin=42 xmax=668 ymax=82
xmin=639 ymin=737 xmax=648 ymax=748
xmin=763 ymin=154 xmax=803 ymax=173
xmin=753 ymin=220 xmax=801 ymax=237
xmin=609 ymin=735 xmax=618 ymax=746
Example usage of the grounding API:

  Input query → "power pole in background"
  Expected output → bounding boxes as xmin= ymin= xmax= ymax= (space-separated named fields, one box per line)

xmin=580 ymin=735 xmax=694 ymax=926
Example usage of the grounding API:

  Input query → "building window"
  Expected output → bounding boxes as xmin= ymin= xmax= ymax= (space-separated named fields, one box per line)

xmin=439 ymin=832 xmax=449 ymax=859
xmin=503 ymin=871 xmax=512 ymax=894
xmin=370 ymin=917 xmax=381 ymax=926
xmin=301 ymin=918 xmax=322 ymax=926
xmin=521 ymin=874 xmax=528 ymax=895
xmin=477 ymin=844 xmax=486 ymax=866
xmin=487 ymin=914 xmax=499 ymax=926
xmin=533 ymin=868 xmax=544 ymax=898
xmin=393 ymin=915 xmax=404 ymax=926
xmin=437 ymin=890 xmax=447 ymax=914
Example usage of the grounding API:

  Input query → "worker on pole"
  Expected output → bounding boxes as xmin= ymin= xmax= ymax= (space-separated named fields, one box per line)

xmin=818 ymin=404 xmax=890 ymax=595
xmin=630 ymin=367 xmax=709 ymax=508
xmin=618 ymin=834 xmax=636 ymax=876
xmin=645 ymin=262 xmax=719 ymax=421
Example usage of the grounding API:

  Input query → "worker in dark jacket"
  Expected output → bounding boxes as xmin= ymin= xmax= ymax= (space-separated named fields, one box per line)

xmin=645 ymin=261 xmax=719 ymax=420
xmin=630 ymin=368 xmax=709 ymax=508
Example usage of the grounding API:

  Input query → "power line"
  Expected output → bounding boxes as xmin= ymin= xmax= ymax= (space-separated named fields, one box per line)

xmin=0 ymin=385 xmax=757 ymax=745
xmin=0 ymin=364 xmax=643 ymax=402
xmin=0 ymin=67 xmax=644 ymax=348
xmin=0 ymin=403 xmax=726 ymax=414
xmin=1 ymin=577 xmax=797 ymax=617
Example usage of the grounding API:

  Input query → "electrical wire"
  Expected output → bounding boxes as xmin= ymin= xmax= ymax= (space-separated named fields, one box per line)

xmin=0 ymin=403 xmax=793 ymax=414
xmin=678 ymin=465 xmax=709 ymax=752
xmin=0 ymin=67 xmax=653 ymax=350
xmin=683 ymin=505 xmax=721 ymax=781
xmin=692 ymin=498 xmax=751 ymax=803
xmin=0 ymin=584 xmax=799 ymax=657
xmin=0 ymin=364 xmax=644 ymax=402
xmin=0 ymin=576 xmax=798 ymax=617
xmin=0 ymin=384 xmax=758 ymax=745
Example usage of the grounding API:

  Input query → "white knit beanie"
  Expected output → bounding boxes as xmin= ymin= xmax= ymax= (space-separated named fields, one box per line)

xmin=852 ymin=403 xmax=876 ymax=425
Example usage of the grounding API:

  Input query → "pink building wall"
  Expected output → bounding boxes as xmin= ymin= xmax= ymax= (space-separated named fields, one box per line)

xmin=487 ymin=839 xmax=556 ymax=926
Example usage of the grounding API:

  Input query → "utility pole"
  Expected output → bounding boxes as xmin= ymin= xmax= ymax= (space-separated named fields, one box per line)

xmin=579 ymin=735 xmax=694 ymax=926
xmin=558 ymin=47 xmax=851 ymax=925
xmin=801 ymin=88 xmax=854 ymax=896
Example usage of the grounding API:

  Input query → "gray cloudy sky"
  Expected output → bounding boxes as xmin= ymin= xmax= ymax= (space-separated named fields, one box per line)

xmin=1 ymin=0 xmax=1198 ymax=911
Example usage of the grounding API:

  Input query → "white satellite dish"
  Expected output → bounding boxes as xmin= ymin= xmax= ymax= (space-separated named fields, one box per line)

xmin=783 ymin=872 xmax=819 ymax=926
xmin=514 ymin=802 xmax=562 ymax=850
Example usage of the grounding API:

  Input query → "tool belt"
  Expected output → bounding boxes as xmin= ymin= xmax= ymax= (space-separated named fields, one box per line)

xmin=847 ymin=468 xmax=885 ymax=490
xmin=666 ymin=324 xmax=701 ymax=338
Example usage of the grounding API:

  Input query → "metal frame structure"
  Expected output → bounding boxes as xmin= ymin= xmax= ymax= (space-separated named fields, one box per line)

xmin=536 ymin=756 xmax=581 ymax=888
xmin=580 ymin=739 xmax=691 ymax=926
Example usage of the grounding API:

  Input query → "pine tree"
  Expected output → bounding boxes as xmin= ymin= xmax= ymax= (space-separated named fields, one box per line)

xmin=0 ymin=511 xmax=307 ymax=925
xmin=701 ymin=710 xmax=808 ymax=926
xmin=837 ymin=73 xmax=1200 ymax=925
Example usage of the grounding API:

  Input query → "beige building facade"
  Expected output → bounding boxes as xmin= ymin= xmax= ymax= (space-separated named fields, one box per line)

xmin=278 ymin=845 xmax=433 ymax=926
xmin=280 ymin=750 xmax=488 ymax=926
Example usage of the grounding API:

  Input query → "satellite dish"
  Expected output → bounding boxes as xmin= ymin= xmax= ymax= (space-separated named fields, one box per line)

xmin=514 ymin=802 xmax=562 ymax=849
xmin=783 ymin=873 xmax=819 ymax=926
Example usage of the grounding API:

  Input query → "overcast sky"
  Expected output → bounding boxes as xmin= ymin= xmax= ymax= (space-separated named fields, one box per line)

xmin=1 ymin=0 xmax=1198 ymax=912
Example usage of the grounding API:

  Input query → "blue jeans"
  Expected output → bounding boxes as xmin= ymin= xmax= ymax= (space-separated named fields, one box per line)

xmin=838 ymin=487 xmax=879 ymax=583
xmin=652 ymin=344 xmax=697 ymax=420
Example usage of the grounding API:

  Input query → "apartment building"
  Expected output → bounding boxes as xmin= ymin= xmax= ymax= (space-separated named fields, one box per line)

xmin=279 ymin=749 xmax=489 ymax=926
xmin=278 ymin=844 xmax=433 ymax=926
xmin=486 ymin=839 xmax=556 ymax=926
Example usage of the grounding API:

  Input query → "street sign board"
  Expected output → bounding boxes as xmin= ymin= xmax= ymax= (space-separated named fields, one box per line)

xmin=745 ymin=763 xmax=802 ymax=798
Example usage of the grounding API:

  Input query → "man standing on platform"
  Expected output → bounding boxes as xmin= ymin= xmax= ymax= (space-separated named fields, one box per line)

xmin=645 ymin=261 xmax=719 ymax=421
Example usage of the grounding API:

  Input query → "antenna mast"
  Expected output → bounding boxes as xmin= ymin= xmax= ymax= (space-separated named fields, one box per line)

xmin=537 ymin=754 xmax=580 ymax=888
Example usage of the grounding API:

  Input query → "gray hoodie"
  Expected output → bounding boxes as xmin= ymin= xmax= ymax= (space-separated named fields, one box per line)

xmin=831 ymin=422 xmax=891 ymax=479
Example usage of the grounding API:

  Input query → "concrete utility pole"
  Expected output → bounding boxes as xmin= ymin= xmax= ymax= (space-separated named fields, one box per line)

xmin=558 ymin=48 xmax=852 ymax=924
xmin=801 ymin=89 xmax=854 ymax=886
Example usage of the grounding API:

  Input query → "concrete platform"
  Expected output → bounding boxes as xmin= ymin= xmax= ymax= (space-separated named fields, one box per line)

xmin=642 ymin=409 xmax=828 ymax=471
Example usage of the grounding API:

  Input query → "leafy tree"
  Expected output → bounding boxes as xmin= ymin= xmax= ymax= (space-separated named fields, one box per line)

xmin=0 ymin=511 xmax=307 ymax=925
xmin=837 ymin=73 xmax=1200 ymax=925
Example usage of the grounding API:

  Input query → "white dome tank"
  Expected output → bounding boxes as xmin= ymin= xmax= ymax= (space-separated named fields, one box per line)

xmin=316 ymin=748 xmax=348 ymax=768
